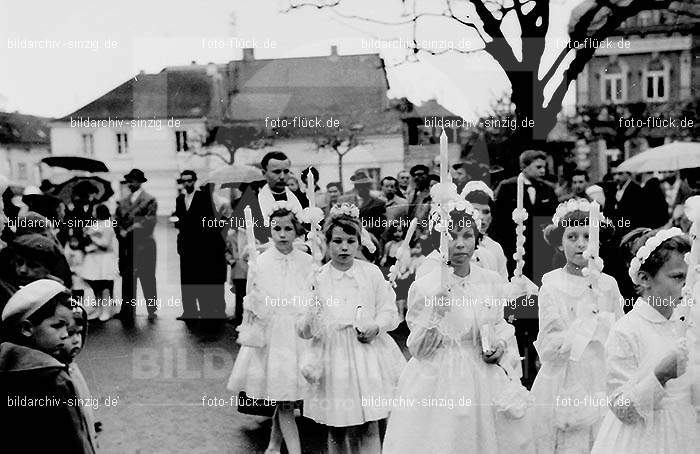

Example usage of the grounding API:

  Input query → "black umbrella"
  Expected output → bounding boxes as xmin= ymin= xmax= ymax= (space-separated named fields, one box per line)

xmin=48 ymin=176 xmax=114 ymax=204
xmin=42 ymin=156 xmax=109 ymax=173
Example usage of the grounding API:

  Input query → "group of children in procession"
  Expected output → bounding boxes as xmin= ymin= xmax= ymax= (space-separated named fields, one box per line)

xmin=228 ymin=176 xmax=699 ymax=454
xmin=0 ymin=173 xmax=697 ymax=454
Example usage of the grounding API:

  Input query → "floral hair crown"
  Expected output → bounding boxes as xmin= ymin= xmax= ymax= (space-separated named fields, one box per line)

xmin=269 ymin=200 xmax=301 ymax=216
xmin=428 ymin=182 xmax=482 ymax=233
xmin=460 ymin=180 xmax=494 ymax=200
xmin=330 ymin=203 xmax=360 ymax=219
xmin=328 ymin=203 xmax=375 ymax=253
xmin=628 ymin=227 xmax=684 ymax=284
xmin=552 ymin=198 xmax=608 ymax=226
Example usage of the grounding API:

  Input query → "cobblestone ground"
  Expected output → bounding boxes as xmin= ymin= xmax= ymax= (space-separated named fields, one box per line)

xmin=79 ymin=222 xmax=408 ymax=453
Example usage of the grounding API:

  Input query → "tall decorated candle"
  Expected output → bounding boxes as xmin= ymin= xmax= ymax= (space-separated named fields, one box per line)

xmin=440 ymin=129 xmax=449 ymax=183
xmin=516 ymin=173 xmax=524 ymax=211
xmin=588 ymin=201 xmax=600 ymax=257
xmin=306 ymin=167 xmax=316 ymax=209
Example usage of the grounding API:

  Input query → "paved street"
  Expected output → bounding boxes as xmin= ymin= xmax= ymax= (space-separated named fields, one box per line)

xmin=79 ymin=222 xmax=331 ymax=453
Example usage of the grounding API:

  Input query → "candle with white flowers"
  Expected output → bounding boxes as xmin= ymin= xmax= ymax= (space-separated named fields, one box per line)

xmin=388 ymin=218 xmax=418 ymax=286
xmin=516 ymin=173 xmax=524 ymax=211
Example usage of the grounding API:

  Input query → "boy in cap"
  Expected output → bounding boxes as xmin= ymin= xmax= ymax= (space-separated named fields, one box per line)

xmin=0 ymin=279 xmax=96 ymax=453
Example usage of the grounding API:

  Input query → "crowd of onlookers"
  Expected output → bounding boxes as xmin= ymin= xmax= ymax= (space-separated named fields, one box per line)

xmin=1 ymin=150 xmax=698 ymax=331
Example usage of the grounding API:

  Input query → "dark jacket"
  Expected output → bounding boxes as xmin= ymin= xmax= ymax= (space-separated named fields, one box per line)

xmin=115 ymin=190 xmax=158 ymax=246
xmin=604 ymin=180 xmax=646 ymax=238
xmin=173 ymin=189 xmax=227 ymax=283
xmin=493 ymin=175 xmax=557 ymax=284
xmin=0 ymin=342 xmax=96 ymax=453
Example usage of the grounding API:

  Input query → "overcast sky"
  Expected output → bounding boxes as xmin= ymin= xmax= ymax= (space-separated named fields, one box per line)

xmin=0 ymin=0 xmax=580 ymax=120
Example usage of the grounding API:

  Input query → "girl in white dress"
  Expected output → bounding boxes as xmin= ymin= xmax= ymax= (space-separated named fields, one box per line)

xmin=227 ymin=206 xmax=313 ymax=454
xmin=383 ymin=203 xmax=534 ymax=454
xmin=296 ymin=205 xmax=406 ymax=454
xmin=463 ymin=181 xmax=508 ymax=280
xmin=591 ymin=227 xmax=694 ymax=454
xmin=531 ymin=199 xmax=623 ymax=454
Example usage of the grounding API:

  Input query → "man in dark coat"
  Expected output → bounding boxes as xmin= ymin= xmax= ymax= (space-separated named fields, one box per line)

xmin=115 ymin=169 xmax=158 ymax=324
xmin=493 ymin=149 xmax=557 ymax=388
xmin=338 ymin=170 xmax=387 ymax=247
xmin=493 ymin=150 xmax=557 ymax=283
xmin=604 ymin=162 xmax=648 ymax=310
xmin=173 ymin=171 xmax=227 ymax=322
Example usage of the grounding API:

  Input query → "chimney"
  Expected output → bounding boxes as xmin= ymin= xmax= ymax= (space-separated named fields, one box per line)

xmin=330 ymin=45 xmax=338 ymax=56
xmin=242 ymin=48 xmax=254 ymax=61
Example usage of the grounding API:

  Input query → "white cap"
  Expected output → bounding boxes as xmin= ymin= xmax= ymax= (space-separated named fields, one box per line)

xmin=2 ymin=279 xmax=69 ymax=322
xmin=585 ymin=184 xmax=603 ymax=196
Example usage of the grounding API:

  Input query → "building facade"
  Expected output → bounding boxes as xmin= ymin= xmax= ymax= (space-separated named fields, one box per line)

xmin=0 ymin=112 xmax=51 ymax=187
xmin=51 ymin=47 xmax=457 ymax=212
xmin=573 ymin=4 xmax=699 ymax=180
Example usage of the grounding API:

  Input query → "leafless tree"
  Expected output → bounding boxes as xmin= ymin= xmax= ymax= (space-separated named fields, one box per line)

xmin=282 ymin=0 xmax=696 ymax=148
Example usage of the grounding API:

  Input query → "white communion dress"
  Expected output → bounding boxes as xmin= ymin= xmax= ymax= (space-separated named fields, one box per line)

xmin=383 ymin=264 xmax=535 ymax=454
xmin=227 ymin=247 xmax=314 ymax=402
xmin=590 ymin=298 xmax=696 ymax=454
xmin=296 ymin=260 xmax=406 ymax=427
xmin=531 ymin=268 xmax=623 ymax=454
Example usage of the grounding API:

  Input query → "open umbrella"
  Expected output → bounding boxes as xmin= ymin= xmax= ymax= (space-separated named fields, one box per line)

xmin=41 ymin=156 xmax=109 ymax=173
xmin=203 ymin=164 xmax=264 ymax=186
xmin=617 ymin=142 xmax=700 ymax=173
xmin=48 ymin=176 xmax=114 ymax=204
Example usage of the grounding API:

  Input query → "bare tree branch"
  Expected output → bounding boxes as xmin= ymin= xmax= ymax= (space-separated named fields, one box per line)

xmin=192 ymin=149 xmax=233 ymax=165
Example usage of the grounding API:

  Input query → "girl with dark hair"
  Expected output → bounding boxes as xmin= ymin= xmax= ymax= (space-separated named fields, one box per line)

xmin=463 ymin=182 xmax=508 ymax=280
xmin=228 ymin=205 xmax=313 ymax=454
xmin=531 ymin=199 xmax=623 ymax=453
xmin=591 ymin=227 xmax=694 ymax=453
xmin=383 ymin=200 xmax=533 ymax=454
xmin=297 ymin=204 xmax=405 ymax=454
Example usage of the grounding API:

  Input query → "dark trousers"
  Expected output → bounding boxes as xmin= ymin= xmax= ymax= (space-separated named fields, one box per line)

xmin=231 ymin=278 xmax=246 ymax=324
xmin=119 ymin=239 xmax=158 ymax=320
xmin=504 ymin=294 xmax=540 ymax=389
xmin=179 ymin=255 xmax=226 ymax=319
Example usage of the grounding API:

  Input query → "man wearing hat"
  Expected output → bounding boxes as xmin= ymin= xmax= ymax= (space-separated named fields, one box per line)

xmin=338 ymin=170 xmax=387 ymax=243
xmin=115 ymin=169 xmax=158 ymax=323
xmin=172 ymin=170 xmax=227 ymax=322
xmin=405 ymin=164 xmax=432 ymax=231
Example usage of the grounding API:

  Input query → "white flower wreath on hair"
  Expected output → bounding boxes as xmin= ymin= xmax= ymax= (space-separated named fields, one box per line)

xmin=460 ymin=180 xmax=494 ymax=200
xmin=330 ymin=203 xmax=360 ymax=219
xmin=265 ymin=200 xmax=301 ymax=218
xmin=551 ymin=198 xmax=608 ymax=227
xmin=328 ymin=203 xmax=376 ymax=254
xmin=429 ymin=197 xmax=483 ymax=233
xmin=628 ymin=227 xmax=684 ymax=284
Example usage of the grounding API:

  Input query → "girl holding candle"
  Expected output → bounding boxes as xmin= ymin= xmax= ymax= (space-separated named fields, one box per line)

xmin=296 ymin=204 xmax=405 ymax=454
xmin=227 ymin=203 xmax=313 ymax=454
xmin=532 ymin=198 xmax=623 ymax=454
xmin=590 ymin=227 xmax=694 ymax=454
xmin=383 ymin=200 xmax=534 ymax=454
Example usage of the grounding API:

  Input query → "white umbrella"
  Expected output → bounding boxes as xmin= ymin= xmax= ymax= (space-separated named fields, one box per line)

xmin=617 ymin=142 xmax=700 ymax=173
xmin=203 ymin=164 xmax=264 ymax=186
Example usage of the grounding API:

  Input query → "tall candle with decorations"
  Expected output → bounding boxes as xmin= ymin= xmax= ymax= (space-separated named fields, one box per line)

xmin=516 ymin=173 xmax=524 ymax=211
xmin=306 ymin=167 xmax=316 ymax=209
xmin=440 ymin=129 xmax=449 ymax=184
xmin=244 ymin=205 xmax=258 ymax=293
xmin=588 ymin=201 xmax=600 ymax=258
